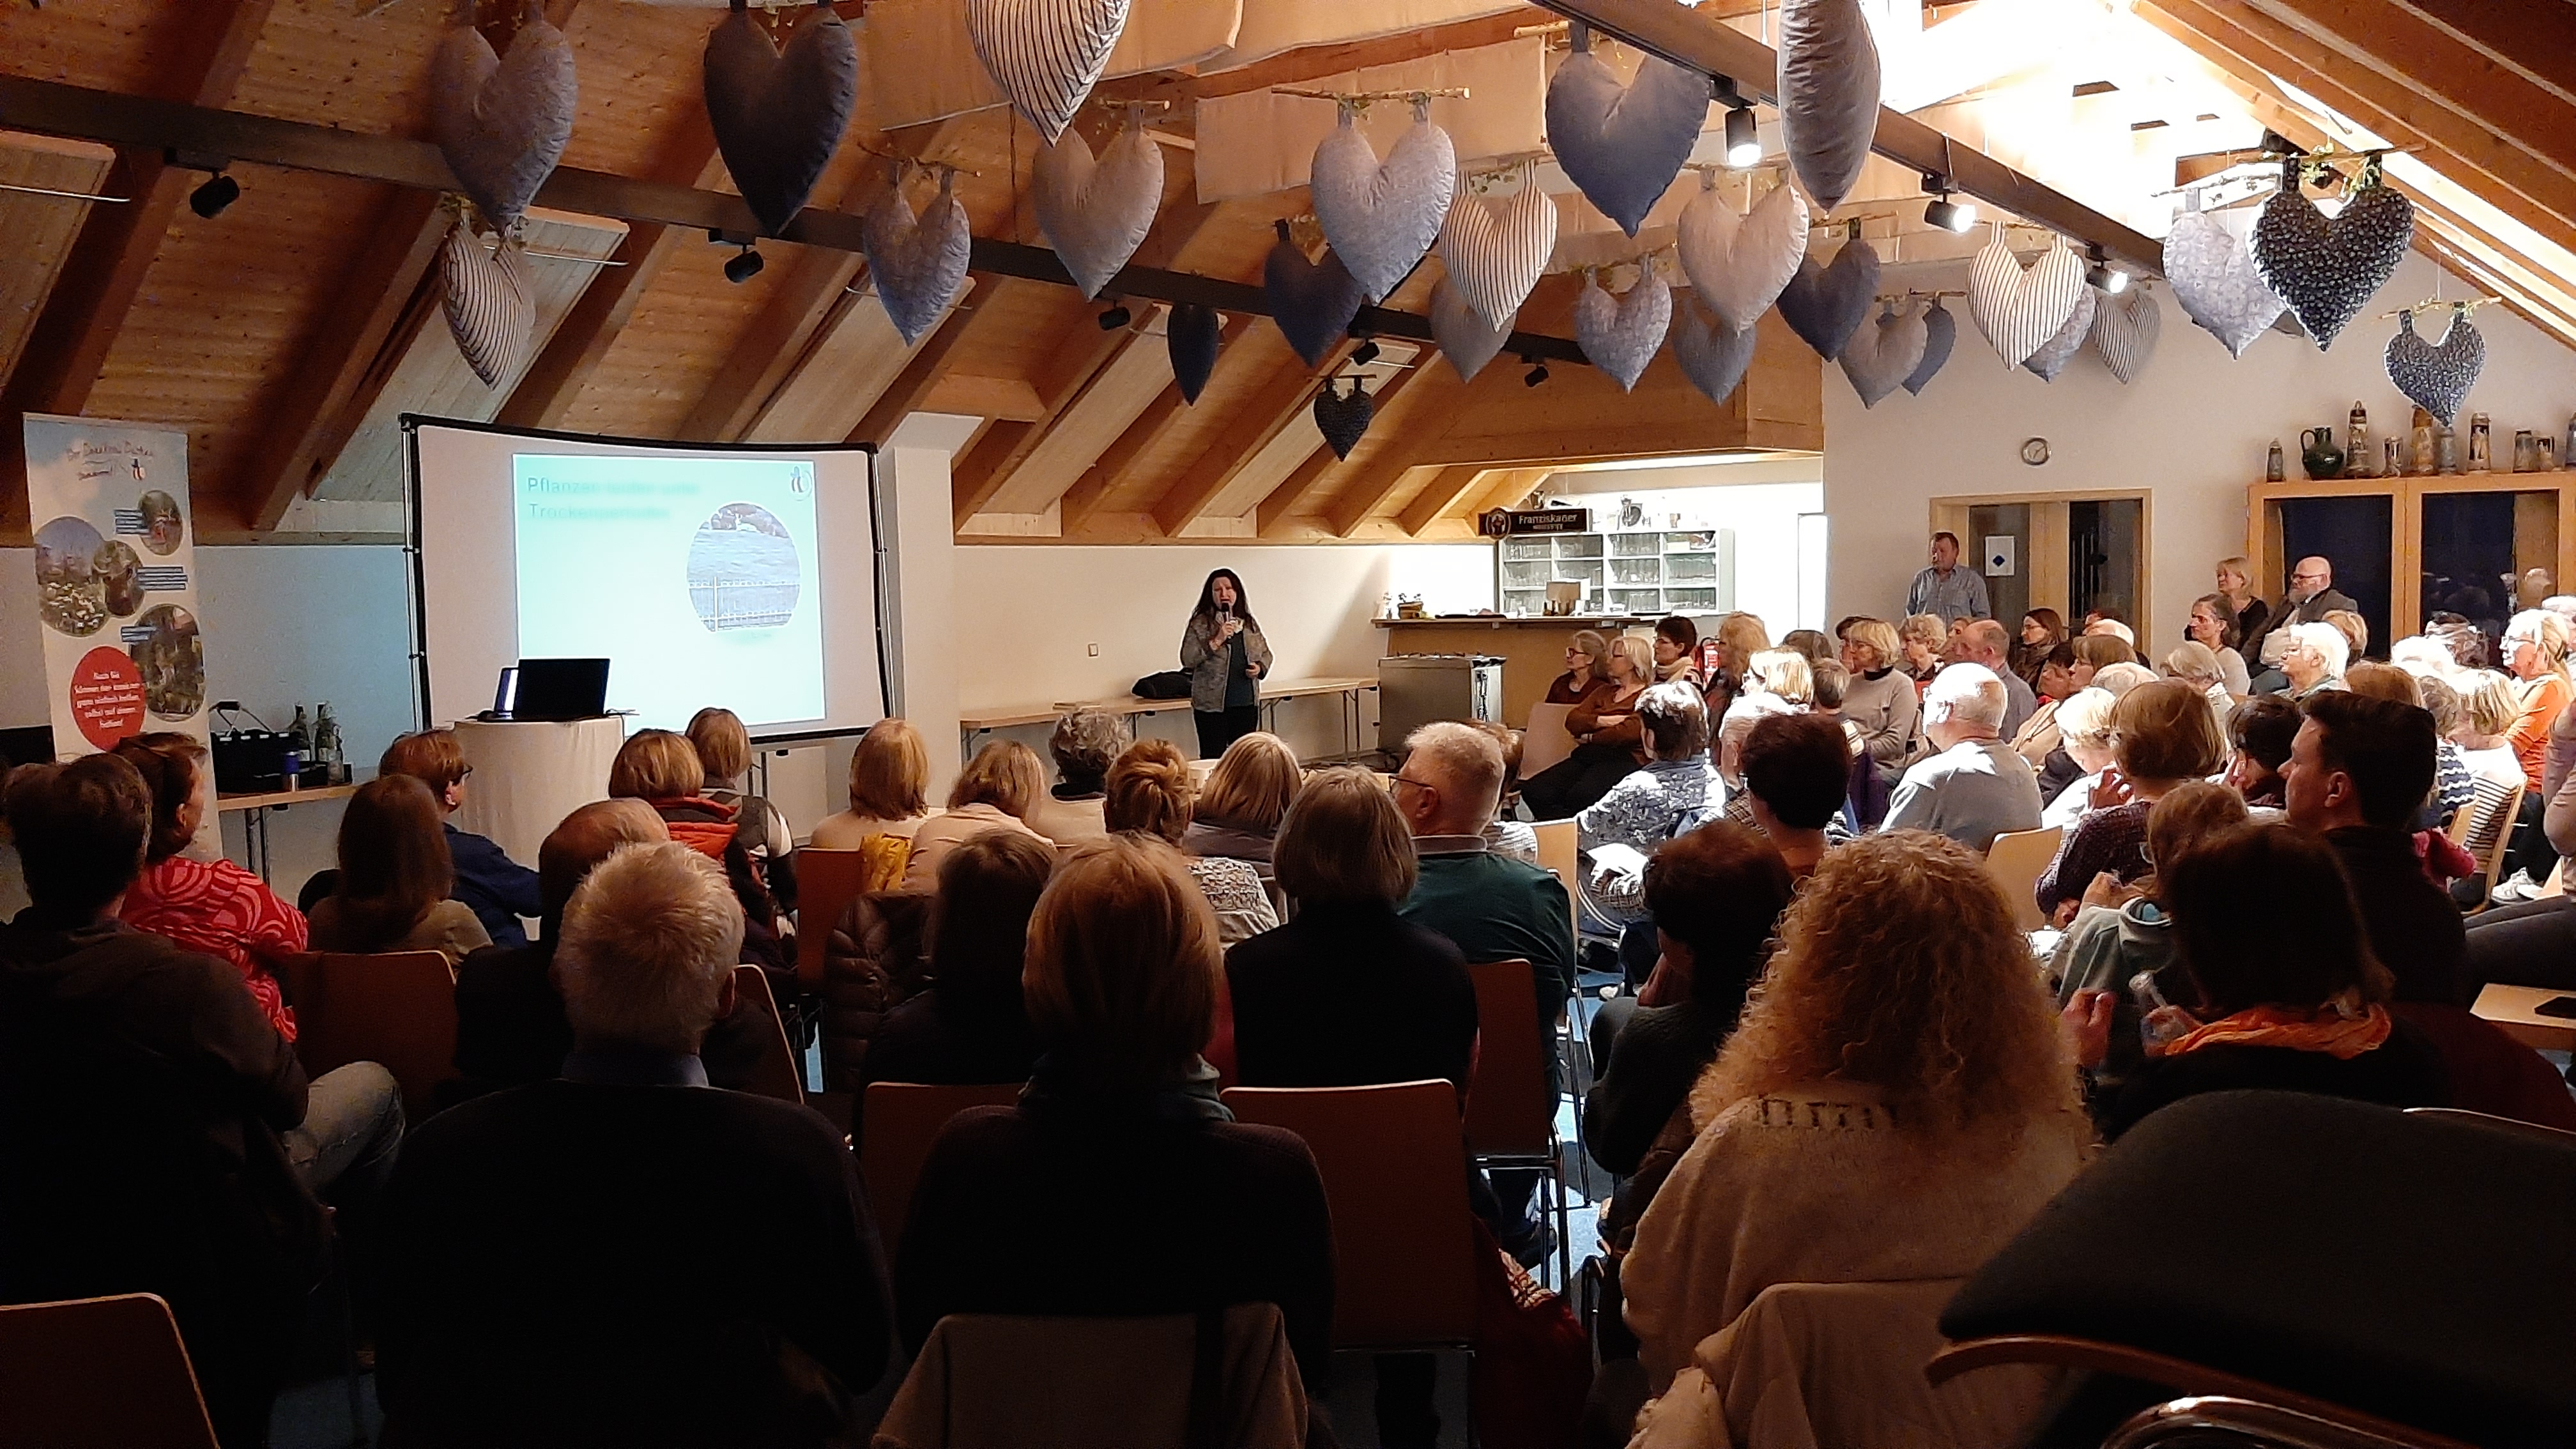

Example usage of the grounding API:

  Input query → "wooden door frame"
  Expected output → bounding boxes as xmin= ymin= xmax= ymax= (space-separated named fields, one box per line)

xmin=1931 ymin=488 xmax=2154 ymax=657
xmin=2250 ymin=470 xmax=2576 ymax=642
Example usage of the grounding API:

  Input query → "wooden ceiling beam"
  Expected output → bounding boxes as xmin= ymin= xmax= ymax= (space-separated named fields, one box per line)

xmin=2382 ymin=0 xmax=2576 ymax=103
xmin=847 ymin=291 xmax=997 ymax=445
xmin=951 ymin=301 xmax=1145 ymax=525
xmin=1122 ymin=12 xmax=1544 ymax=105
xmin=2244 ymin=0 xmax=2576 ymax=182
xmin=1254 ymin=447 xmax=1344 ymax=537
xmin=1152 ymin=340 xmax=1353 ymax=536
xmin=1396 ymin=464 xmax=1494 ymax=537
xmin=1061 ymin=314 xmax=1254 ymax=532
xmin=1322 ymin=361 xmax=1457 ymax=537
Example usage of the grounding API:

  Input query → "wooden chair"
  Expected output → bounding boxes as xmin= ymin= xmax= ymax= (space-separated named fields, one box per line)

xmin=0 ymin=1292 xmax=220 ymax=1448
xmin=1222 ymin=1081 xmax=1478 ymax=1353
xmin=1532 ymin=818 xmax=1579 ymax=938
xmin=860 ymin=1081 xmax=1024 ymax=1264
xmin=793 ymin=845 xmax=877 ymax=992
xmin=2454 ymin=779 xmax=2524 ymax=912
xmin=1982 ymin=825 xmax=2062 ymax=933
xmin=278 ymin=949 xmax=457 ymax=1124
xmin=1464 ymin=958 xmax=1572 ymax=1288
xmin=728 ymin=965 xmax=804 ymax=1104
xmin=1520 ymin=702 xmax=1580 ymax=779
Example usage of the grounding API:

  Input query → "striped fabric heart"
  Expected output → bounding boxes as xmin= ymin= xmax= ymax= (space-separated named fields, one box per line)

xmin=966 ymin=0 xmax=1131 ymax=144
xmin=440 ymin=220 xmax=534 ymax=388
xmin=1431 ymin=277 xmax=1513 ymax=383
xmin=1433 ymin=165 xmax=1556 ymax=330
xmin=1840 ymin=299 xmax=1928 ymax=408
xmin=862 ymin=167 xmax=972 ymax=344
xmin=1968 ymin=233 xmax=2083 ymax=367
xmin=2252 ymin=158 xmax=2414 ymax=350
xmin=1671 ymin=292 xmax=1758 ymax=406
xmin=2090 ymin=285 xmax=2161 ymax=385
xmin=2020 ymin=285 xmax=2097 ymax=381
xmin=1574 ymin=264 xmax=1672 ymax=393
xmin=1677 ymin=172 xmax=1809 ymax=334
xmin=1774 ymin=240 xmax=1877 ymax=361
xmin=2165 ymin=203 xmax=2282 ymax=359
xmin=1034 ymin=116 xmax=1163 ymax=300
xmin=1309 ymin=107 xmax=1456 ymax=304
xmin=1263 ymin=219 xmax=1366 ymax=367
xmin=1901 ymin=297 xmax=1956 ymax=395
xmin=1545 ymin=23 xmax=1710 ymax=238
xmin=704 ymin=1 xmax=860 ymax=236
xmin=2384 ymin=307 xmax=2483 ymax=428
xmin=430 ymin=0 xmax=576 ymax=231
xmin=1776 ymin=0 xmax=1882 ymax=213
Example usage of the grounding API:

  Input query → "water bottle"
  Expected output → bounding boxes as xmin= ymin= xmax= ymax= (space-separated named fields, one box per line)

xmin=2130 ymin=968 xmax=2195 ymax=1052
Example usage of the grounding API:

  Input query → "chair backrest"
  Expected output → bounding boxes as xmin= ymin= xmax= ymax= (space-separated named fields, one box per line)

xmin=861 ymin=1081 xmax=1025 ymax=1262
xmin=1221 ymin=1081 xmax=1478 ymax=1349
xmin=1520 ymin=702 xmax=1579 ymax=778
xmin=1982 ymin=826 xmax=2063 ymax=933
xmin=728 ymin=965 xmax=804 ymax=1104
xmin=794 ymin=846 xmax=875 ymax=991
xmin=1464 ymin=959 xmax=1552 ymax=1158
xmin=279 ymin=949 xmax=458 ymax=1124
xmin=0 ymin=1293 xmax=220 ymax=1448
xmin=1532 ymin=819 xmax=1579 ymax=936
xmin=2472 ymin=781 xmax=2526 ymax=907
xmin=2404 ymin=1105 xmax=2576 ymax=1147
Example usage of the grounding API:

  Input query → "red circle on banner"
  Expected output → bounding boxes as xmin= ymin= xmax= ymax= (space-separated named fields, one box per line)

xmin=67 ymin=646 xmax=146 ymax=750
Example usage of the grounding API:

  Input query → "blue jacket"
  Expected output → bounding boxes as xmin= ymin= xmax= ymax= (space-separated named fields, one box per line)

xmin=445 ymin=824 xmax=541 ymax=950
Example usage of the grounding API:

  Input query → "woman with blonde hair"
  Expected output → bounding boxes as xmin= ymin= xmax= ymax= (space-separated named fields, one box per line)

xmin=610 ymin=727 xmax=789 ymax=969
xmin=1834 ymin=617 xmax=1921 ymax=770
xmin=1705 ymin=612 xmax=1772 ymax=716
xmin=1715 ymin=649 xmax=1814 ymax=789
xmin=2214 ymin=555 xmax=2269 ymax=646
xmin=1183 ymin=731 xmax=1300 ymax=869
xmin=1525 ymin=632 xmax=1657 ymax=819
xmin=1621 ymin=831 xmax=2091 ymax=1390
xmin=686 ymin=706 xmax=797 ymax=909
xmin=809 ymin=718 xmax=931 ymax=849
xmin=2453 ymin=671 xmax=2527 ymax=790
xmin=2035 ymin=680 xmax=2227 ymax=924
xmin=900 ymin=739 xmax=1052 ymax=891
xmin=1105 ymin=739 xmax=1277 ymax=945
xmin=2040 ymin=687 xmax=2122 ymax=828
xmin=2494 ymin=610 xmax=2575 ymax=900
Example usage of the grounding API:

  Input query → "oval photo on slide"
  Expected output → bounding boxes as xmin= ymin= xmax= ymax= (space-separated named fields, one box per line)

xmin=686 ymin=502 xmax=800 ymax=632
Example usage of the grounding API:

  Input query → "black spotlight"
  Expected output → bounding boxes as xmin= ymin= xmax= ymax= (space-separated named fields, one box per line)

xmin=1722 ymin=105 xmax=1761 ymax=167
xmin=1350 ymin=338 xmax=1381 ymax=367
xmin=1921 ymin=171 xmax=1975 ymax=232
xmin=1097 ymin=303 xmax=1132 ymax=330
xmin=723 ymin=245 xmax=765 ymax=284
xmin=188 ymin=172 xmax=240 ymax=219
xmin=2084 ymin=243 xmax=2128 ymax=294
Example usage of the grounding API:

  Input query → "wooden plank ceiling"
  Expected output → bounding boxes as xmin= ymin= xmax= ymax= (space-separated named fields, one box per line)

xmin=0 ymin=0 xmax=2564 ymax=548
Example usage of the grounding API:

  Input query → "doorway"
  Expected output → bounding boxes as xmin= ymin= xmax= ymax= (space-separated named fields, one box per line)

xmin=1932 ymin=492 xmax=2154 ymax=654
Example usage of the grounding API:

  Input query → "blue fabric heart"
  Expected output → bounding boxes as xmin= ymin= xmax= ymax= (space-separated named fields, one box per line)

xmin=1264 ymin=220 xmax=1365 ymax=367
xmin=1544 ymin=24 xmax=1710 ymax=237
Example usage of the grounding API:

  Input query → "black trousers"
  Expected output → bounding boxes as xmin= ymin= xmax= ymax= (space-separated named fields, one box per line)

xmin=2465 ymin=895 xmax=2576 ymax=992
xmin=1521 ymin=743 xmax=1637 ymax=820
xmin=1193 ymin=704 xmax=1260 ymax=760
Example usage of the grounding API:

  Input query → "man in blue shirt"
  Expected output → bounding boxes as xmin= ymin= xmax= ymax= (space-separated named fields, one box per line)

xmin=1906 ymin=530 xmax=1991 ymax=627
xmin=381 ymin=730 xmax=542 ymax=947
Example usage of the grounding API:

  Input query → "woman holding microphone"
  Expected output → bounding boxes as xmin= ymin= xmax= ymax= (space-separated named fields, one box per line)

xmin=1181 ymin=568 xmax=1273 ymax=758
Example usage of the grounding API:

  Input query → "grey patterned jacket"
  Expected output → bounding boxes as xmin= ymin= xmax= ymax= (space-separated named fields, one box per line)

xmin=1179 ymin=611 xmax=1274 ymax=713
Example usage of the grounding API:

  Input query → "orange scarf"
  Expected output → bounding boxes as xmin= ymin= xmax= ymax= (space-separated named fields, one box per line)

xmin=2163 ymin=1000 xmax=2392 ymax=1060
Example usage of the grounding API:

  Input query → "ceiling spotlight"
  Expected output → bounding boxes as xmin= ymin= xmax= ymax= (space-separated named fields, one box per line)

xmin=188 ymin=172 xmax=240 ymax=219
xmin=1097 ymin=303 xmax=1132 ymax=330
xmin=2084 ymin=244 xmax=2128 ymax=293
xmin=723 ymin=244 xmax=765 ymax=284
xmin=1920 ymin=172 xmax=1975 ymax=233
xmin=1350 ymin=338 xmax=1381 ymax=367
xmin=1723 ymin=105 xmax=1761 ymax=168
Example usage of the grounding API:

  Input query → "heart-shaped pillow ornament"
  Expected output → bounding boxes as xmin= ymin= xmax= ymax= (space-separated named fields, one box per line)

xmin=704 ymin=1 xmax=860 ymax=237
xmin=1901 ymin=296 xmax=1956 ymax=395
xmin=1840 ymin=299 xmax=1928 ymax=408
xmin=1431 ymin=277 xmax=1514 ymax=384
xmin=1968 ymin=231 xmax=2083 ymax=367
xmin=2384 ymin=306 xmax=2483 ymax=429
xmin=2252 ymin=155 xmax=2414 ymax=350
xmin=1034 ymin=114 xmax=1163 ymax=299
xmin=1678 ymin=171 xmax=1809 ymax=334
xmin=2090 ymin=284 xmax=2161 ymax=384
xmin=1774 ymin=239 xmax=1878 ymax=360
xmin=2021 ymin=285 xmax=2097 ymax=381
xmin=1434 ymin=164 xmax=1556 ymax=329
xmin=1574 ymin=263 xmax=1673 ymax=392
xmin=430 ymin=0 xmax=576 ymax=231
xmin=1309 ymin=103 xmax=1457 ymax=304
xmin=440 ymin=218 xmax=535 ymax=388
xmin=1314 ymin=376 xmax=1374 ymax=459
xmin=2164 ymin=199 xmax=2283 ymax=359
xmin=1775 ymin=0 xmax=1882 ymax=213
xmin=1167 ymin=302 xmax=1222 ymax=404
xmin=1671 ymin=292 xmax=1758 ymax=406
xmin=1264 ymin=218 xmax=1367 ymax=367
xmin=1545 ymin=22 xmax=1711 ymax=237
xmin=965 ymin=0 xmax=1132 ymax=144
xmin=861 ymin=165 xmax=972 ymax=344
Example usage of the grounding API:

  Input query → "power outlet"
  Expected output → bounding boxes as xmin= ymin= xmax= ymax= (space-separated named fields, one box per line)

xmin=1087 ymin=643 xmax=1100 ymax=656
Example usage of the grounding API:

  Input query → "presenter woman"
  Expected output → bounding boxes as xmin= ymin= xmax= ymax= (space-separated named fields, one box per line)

xmin=1180 ymin=569 xmax=1272 ymax=760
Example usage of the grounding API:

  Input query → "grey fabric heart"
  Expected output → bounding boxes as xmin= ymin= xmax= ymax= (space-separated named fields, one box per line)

xmin=861 ymin=167 xmax=971 ymax=344
xmin=1840 ymin=300 xmax=1927 ymax=408
xmin=1264 ymin=219 xmax=1365 ymax=367
xmin=1678 ymin=172 xmax=1808 ymax=334
xmin=1776 ymin=0 xmax=1882 ymax=213
xmin=1432 ymin=277 xmax=1512 ymax=383
xmin=1574 ymin=265 xmax=1672 ymax=392
xmin=1314 ymin=378 xmax=1374 ymax=459
xmin=1434 ymin=166 xmax=1556 ymax=329
xmin=1168 ymin=303 xmax=1221 ymax=404
xmin=430 ymin=1 xmax=576 ymax=231
xmin=2021 ymin=286 xmax=2096 ymax=381
xmin=1544 ymin=23 xmax=1710 ymax=237
xmin=2090 ymin=285 xmax=2161 ymax=385
xmin=967 ymin=0 xmax=1131 ymax=144
xmin=704 ymin=1 xmax=859 ymax=237
xmin=1310 ymin=107 xmax=1455 ymax=303
xmin=1901 ymin=297 xmax=1956 ymax=395
xmin=2165 ymin=206 xmax=2282 ymax=359
xmin=440 ymin=220 xmax=533 ymax=388
xmin=1034 ymin=117 xmax=1162 ymax=300
xmin=1775 ymin=241 xmax=1878 ymax=360
xmin=1968 ymin=233 xmax=2082 ymax=367
xmin=2252 ymin=158 xmax=2414 ymax=350
xmin=2384 ymin=307 xmax=2484 ymax=428
xmin=1671 ymin=293 xmax=1757 ymax=406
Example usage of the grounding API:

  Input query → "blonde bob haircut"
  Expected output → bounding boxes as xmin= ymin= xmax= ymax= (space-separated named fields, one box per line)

xmin=685 ymin=707 xmax=752 ymax=784
xmin=2460 ymin=670 xmax=2520 ymax=737
xmin=1273 ymin=766 xmax=1417 ymax=906
xmin=1715 ymin=613 xmax=1772 ymax=672
xmin=2109 ymin=678 xmax=2227 ymax=784
xmin=1897 ymin=614 xmax=1946 ymax=652
xmin=1198 ymin=732 xmax=1301 ymax=833
xmin=1104 ymin=738 xmax=1195 ymax=844
xmin=1843 ymin=618 xmax=1901 ymax=672
xmin=951 ymin=739 xmax=1046 ymax=818
xmin=1745 ymin=649 xmax=1814 ymax=705
xmin=848 ymin=718 xmax=930 ymax=819
xmin=1607 ymin=633 xmax=1656 ymax=680
xmin=2510 ymin=608 xmax=2573 ymax=673
xmin=2054 ymin=687 xmax=2120 ymax=750
xmin=1023 ymin=835 xmax=1219 ymax=1082
xmin=608 ymin=729 xmax=706 ymax=802
xmin=557 ymin=841 xmax=744 ymax=1055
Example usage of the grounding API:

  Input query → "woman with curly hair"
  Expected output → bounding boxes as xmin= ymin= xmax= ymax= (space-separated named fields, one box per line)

xmin=1621 ymin=831 xmax=2092 ymax=1392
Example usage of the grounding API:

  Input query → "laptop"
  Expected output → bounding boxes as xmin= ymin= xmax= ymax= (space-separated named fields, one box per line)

xmin=484 ymin=658 xmax=610 ymax=721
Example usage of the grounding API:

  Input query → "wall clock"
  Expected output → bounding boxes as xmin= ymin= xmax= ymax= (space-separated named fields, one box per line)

xmin=2021 ymin=437 xmax=2050 ymax=466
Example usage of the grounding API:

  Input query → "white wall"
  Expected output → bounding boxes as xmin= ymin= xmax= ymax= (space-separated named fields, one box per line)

xmin=1823 ymin=252 xmax=2576 ymax=656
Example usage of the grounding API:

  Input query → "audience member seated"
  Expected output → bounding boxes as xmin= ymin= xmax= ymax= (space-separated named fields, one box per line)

xmin=1896 ymin=613 xmax=1945 ymax=689
xmin=898 ymin=836 xmax=1336 ymax=1397
xmin=2452 ymin=671 xmax=2527 ymax=790
xmin=1025 ymin=707 xmax=1129 ymax=849
xmin=2322 ymin=608 xmax=2371 ymax=668
xmin=2494 ymin=609 xmax=2573 ymax=901
xmin=808 ymin=717 xmax=933 ymax=850
xmin=309 ymin=774 xmax=494 ymax=965
xmin=1836 ymin=618 xmax=1922 ymax=774
xmin=1107 ymin=739 xmax=1278 ymax=945
xmin=2069 ymin=631 xmax=2138 ymax=679
xmin=2412 ymin=673 xmax=2477 ymax=827
xmin=1467 ymin=719 xmax=1542 ymax=864
xmin=2283 ymin=691 xmax=2469 ymax=1005
xmin=379 ymin=841 xmax=889 ymax=1448
xmin=2247 ymin=555 xmax=2358 ymax=689
xmin=1945 ymin=619 xmax=2039 ymax=737
xmin=2009 ymin=608 xmax=2067 ymax=694
xmin=1704 ymin=613 xmax=1772 ymax=716
xmin=2007 ymin=645 xmax=2080 ymax=769
xmin=381 ymin=726 xmax=543 ymax=947
xmin=1653 ymin=615 xmax=1703 ymax=686
xmin=2465 ymin=701 xmax=2576 ymax=995
xmin=2063 ymin=821 xmax=2448 ymax=1140
xmin=1183 ymin=730 xmax=1301 ymax=871
xmin=111 ymin=733 xmax=305 ymax=1041
xmin=1621 ymin=831 xmax=2090 ymax=1393
xmin=1547 ymin=628 xmax=1613 ymax=705
xmin=2083 ymin=614 xmax=2135 ymax=648
xmin=2184 ymin=592 xmax=2254 ymax=695
xmin=607 ymin=728 xmax=788 ymax=976
xmin=686 ymin=706 xmax=798 ymax=911
xmin=1576 ymin=682 xmax=1717 ymax=927
xmin=1524 ymin=634 xmax=1655 ymax=819
xmin=902 ymin=740 xmax=1054 ymax=891
xmin=2223 ymin=694 xmax=2301 ymax=809
xmin=2161 ymin=641 xmax=2237 ymax=733
xmin=2037 ymin=687 xmax=2120 ymax=827
xmin=1779 ymin=628 xmax=1832 ymax=664
xmin=2347 ymin=662 xmax=2474 ymax=825
xmin=2036 ymin=680 xmax=2226 ymax=924
xmin=1883 ymin=666 xmax=2043 ymax=852
xmin=1736 ymin=712 xmax=1851 ymax=879
xmin=857 ymin=831 xmax=1050 ymax=1090
xmin=1807 ymin=658 xmax=1850 ymax=721
xmin=1715 ymin=650 xmax=1813 ymax=790
xmin=2275 ymin=620 xmax=2349 ymax=700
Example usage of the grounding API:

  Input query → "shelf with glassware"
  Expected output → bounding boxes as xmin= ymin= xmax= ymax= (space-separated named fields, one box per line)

xmin=1494 ymin=525 xmax=1735 ymax=619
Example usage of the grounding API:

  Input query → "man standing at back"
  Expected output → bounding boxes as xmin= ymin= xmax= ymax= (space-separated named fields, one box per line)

xmin=1883 ymin=664 xmax=2043 ymax=852
xmin=1906 ymin=531 xmax=1989 ymax=628
xmin=1946 ymin=617 xmax=2038 ymax=738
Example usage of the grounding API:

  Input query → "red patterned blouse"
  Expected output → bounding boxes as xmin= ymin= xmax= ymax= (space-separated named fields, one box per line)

xmin=120 ymin=855 xmax=306 ymax=1041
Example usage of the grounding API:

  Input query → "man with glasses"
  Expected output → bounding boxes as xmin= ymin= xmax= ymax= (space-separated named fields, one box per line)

xmin=2247 ymin=555 xmax=2359 ymax=695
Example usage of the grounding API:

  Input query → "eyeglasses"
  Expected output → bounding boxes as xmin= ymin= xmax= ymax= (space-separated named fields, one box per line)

xmin=2292 ymin=571 xmax=2329 ymax=583
xmin=1391 ymin=774 xmax=1434 ymax=794
xmin=457 ymin=765 xmax=473 ymax=780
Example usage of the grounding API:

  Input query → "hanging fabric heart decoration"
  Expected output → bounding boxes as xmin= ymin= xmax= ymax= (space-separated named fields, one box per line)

xmin=1034 ymin=115 xmax=1163 ymax=300
xmin=861 ymin=165 xmax=972 ymax=344
xmin=1433 ymin=165 xmax=1556 ymax=329
xmin=1774 ymin=240 xmax=1878 ymax=360
xmin=2384 ymin=307 xmax=2484 ymax=428
xmin=1574 ymin=264 xmax=1673 ymax=393
xmin=2090 ymin=285 xmax=2161 ymax=384
xmin=965 ymin=0 xmax=1132 ymax=144
xmin=1309 ymin=103 xmax=1456 ymax=304
xmin=440 ymin=219 xmax=535 ymax=388
xmin=1544 ymin=22 xmax=1711 ymax=237
xmin=1168 ymin=302 xmax=1221 ymax=404
xmin=1264 ymin=219 xmax=1366 ymax=367
xmin=1431 ymin=277 xmax=1513 ymax=384
xmin=1968 ymin=231 xmax=2083 ymax=367
xmin=1671 ymin=292 xmax=1758 ymax=406
xmin=2164 ymin=201 xmax=2283 ymax=359
xmin=1678 ymin=171 xmax=1809 ymax=334
xmin=2021 ymin=286 xmax=2097 ymax=381
xmin=1314 ymin=377 xmax=1374 ymax=459
xmin=430 ymin=0 xmax=576 ymax=232
xmin=1901 ymin=297 xmax=1956 ymax=395
xmin=2252 ymin=155 xmax=2414 ymax=350
xmin=1840 ymin=299 xmax=1928 ymax=408
xmin=704 ymin=1 xmax=861 ymax=237
xmin=1776 ymin=0 xmax=1882 ymax=213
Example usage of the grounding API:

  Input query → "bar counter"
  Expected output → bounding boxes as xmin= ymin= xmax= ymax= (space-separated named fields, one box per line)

xmin=1376 ymin=615 xmax=1653 ymax=728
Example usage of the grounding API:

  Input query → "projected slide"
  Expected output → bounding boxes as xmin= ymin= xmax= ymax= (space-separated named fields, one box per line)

xmin=512 ymin=452 xmax=824 ymax=730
